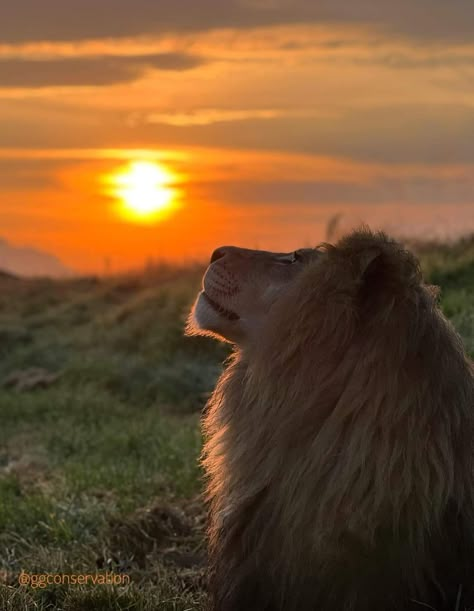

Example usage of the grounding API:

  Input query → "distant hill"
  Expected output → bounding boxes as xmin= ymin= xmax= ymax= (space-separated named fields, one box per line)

xmin=0 ymin=269 xmax=18 ymax=280
xmin=0 ymin=237 xmax=71 ymax=277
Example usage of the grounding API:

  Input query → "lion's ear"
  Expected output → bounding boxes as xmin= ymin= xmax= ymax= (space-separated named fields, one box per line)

xmin=358 ymin=247 xmax=384 ymax=283
xmin=355 ymin=247 xmax=394 ymax=308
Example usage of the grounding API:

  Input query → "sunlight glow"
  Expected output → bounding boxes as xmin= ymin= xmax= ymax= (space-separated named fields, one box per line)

xmin=110 ymin=161 xmax=180 ymax=223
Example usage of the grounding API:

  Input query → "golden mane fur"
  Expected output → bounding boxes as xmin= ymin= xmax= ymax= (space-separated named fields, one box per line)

xmin=199 ymin=230 xmax=474 ymax=611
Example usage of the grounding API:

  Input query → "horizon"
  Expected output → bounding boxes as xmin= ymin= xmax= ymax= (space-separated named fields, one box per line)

xmin=1 ymin=2 xmax=474 ymax=274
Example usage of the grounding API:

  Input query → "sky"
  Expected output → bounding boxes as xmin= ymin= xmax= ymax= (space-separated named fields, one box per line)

xmin=1 ymin=1 xmax=474 ymax=273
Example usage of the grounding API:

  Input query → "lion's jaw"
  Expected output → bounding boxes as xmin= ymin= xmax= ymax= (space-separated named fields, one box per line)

xmin=188 ymin=245 xmax=319 ymax=345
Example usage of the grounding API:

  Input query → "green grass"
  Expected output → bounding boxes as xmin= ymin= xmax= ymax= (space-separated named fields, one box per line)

xmin=0 ymin=239 xmax=472 ymax=610
xmin=414 ymin=235 xmax=474 ymax=355
xmin=0 ymin=265 xmax=225 ymax=610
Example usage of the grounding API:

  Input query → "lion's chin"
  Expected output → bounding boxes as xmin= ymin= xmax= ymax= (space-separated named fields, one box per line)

xmin=186 ymin=291 xmax=240 ymax=343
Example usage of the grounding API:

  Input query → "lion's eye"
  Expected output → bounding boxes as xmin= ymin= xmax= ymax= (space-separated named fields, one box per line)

xmin=279 ymin=251 xmax=304 ymax=265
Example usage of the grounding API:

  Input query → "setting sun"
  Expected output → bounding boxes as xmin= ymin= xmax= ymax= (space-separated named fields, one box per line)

xmin=110 ymin=161 xmax=180 ymax=223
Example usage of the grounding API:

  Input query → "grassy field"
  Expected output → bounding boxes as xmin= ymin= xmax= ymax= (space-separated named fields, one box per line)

xmin=0 ymin=238 xmax=473 ymax=611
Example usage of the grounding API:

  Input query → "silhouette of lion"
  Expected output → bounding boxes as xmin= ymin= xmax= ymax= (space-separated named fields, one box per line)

xmin=187 ymin=229 xmax=474 ymax=611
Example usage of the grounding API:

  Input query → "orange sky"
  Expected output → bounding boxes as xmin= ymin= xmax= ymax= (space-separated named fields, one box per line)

xmin=0 ymin=4 xmax=474 ymax=274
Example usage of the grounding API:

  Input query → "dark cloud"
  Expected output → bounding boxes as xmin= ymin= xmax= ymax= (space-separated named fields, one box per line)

xmin=0 ymin=0 xmax=473 ymax=44
xmin=1 ymin=99 xmax=474 ymax=166
xmin=0 ymin=97 xmax=110 ymax=147
xmin=192 ymin=177 xmax=474 ymax=207
xmin=356 ymin=52 xmax=474 ymax=70
xmin=140 ymin=104 xmax=474 ymax=165
xmin=0 ymin=53 xmax=205 ymax=88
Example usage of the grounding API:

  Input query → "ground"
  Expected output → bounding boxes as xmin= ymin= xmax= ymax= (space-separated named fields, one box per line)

xmin=0 ymin=238 xmax=472 ymax=611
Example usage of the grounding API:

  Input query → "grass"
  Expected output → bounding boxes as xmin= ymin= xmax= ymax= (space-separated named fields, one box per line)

xmin=0 ymin=239 xmax=472 ymax=610
xmin=0 ymin=264 xmax=225 ymax=610
xmin=412 ymin=234 xmax=474 ymax=355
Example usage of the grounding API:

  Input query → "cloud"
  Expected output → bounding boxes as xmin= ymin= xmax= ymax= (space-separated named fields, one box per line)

xmin=1 ymin=0 xmax=473 ymax=44
xmin=2 ymin=97 xmax=474 ymax=166
xmin=146 ymin=108 xmax=287 ymax=126
xmin=191 ymin=177 xmax=474 ymax=207
xmin=140 ymin=104 xmax=474 ymax=165
xmin=0 ymin=52 xmax=205 ymax=88
xmin=0 ymin=157 xmax=66 ymax=188
xmin=356 ymin=51 xmax=474 ymax=70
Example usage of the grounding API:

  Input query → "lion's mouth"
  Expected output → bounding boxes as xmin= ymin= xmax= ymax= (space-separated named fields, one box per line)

xmin=203 ymin=292 xmax=240 ymax=321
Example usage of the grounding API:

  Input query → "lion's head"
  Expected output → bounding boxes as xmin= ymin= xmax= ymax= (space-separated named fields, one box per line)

xmin=187 ymin=230 xmax=423 ymax=348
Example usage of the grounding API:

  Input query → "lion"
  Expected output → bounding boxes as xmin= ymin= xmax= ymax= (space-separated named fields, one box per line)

xmin=186 ymin=229 xmax=474 ymax=611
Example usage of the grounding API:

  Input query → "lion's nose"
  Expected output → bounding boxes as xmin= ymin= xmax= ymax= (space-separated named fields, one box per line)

xmin=210 ymin=247 xmax=228 ymax=263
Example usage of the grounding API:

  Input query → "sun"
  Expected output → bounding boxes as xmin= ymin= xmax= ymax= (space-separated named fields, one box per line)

xmin=109 ymin=161 xmax=180 ymax=223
